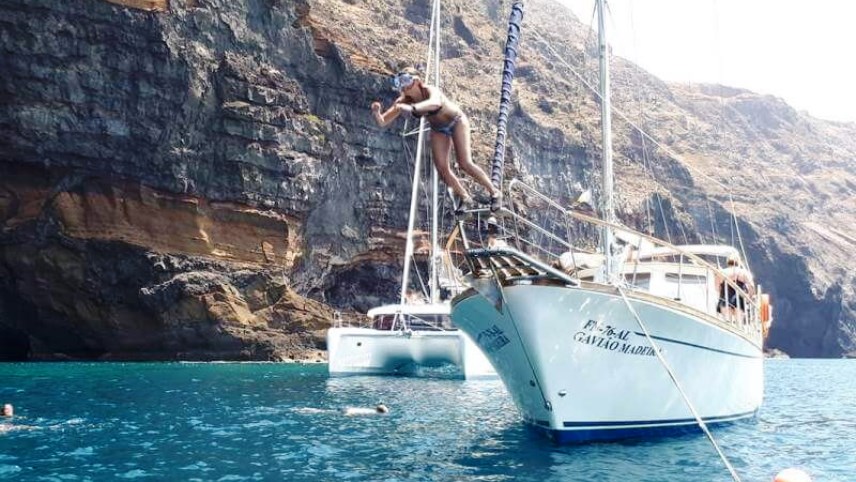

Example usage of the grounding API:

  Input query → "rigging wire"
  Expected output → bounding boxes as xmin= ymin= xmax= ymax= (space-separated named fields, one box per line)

xmin=530 ymin=28 xmax=736 ymax=195
xmin=534 ymin=4 xmax=817 ymax=251
xmin=677 ymin=210 xmax=692 ymax=245
xmin=626 ymin=1 xmax=692 ymax=247
xmin=730 ymin=192 xmax=751 ymax=271
xmin=625 ymin=2 xmax=658 ymax=241
xmin=707 ymin=199 xmax=719 ymax=250
xmin=654 ymin=192 xmax=673 ymax=245
xmin=531 ymin=26 xmax=753 ymax=250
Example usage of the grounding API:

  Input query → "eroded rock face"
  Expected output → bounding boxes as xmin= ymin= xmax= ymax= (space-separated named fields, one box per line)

xmin=1 ymin=0 xmax=854 ymax=359
xmin=0 ymin=0 xmax=389 ymax=360
xmin=0 ymin=166 xmax=331 ymax=361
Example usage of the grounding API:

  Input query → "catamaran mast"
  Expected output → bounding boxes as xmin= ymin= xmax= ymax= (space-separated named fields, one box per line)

xmin=596 ymin=0 xmax=615 ymax=279
xmin=430 ymin=0 xmax=440 ymax=303
xmin=400 ymin=0 xmax=441 ymax=307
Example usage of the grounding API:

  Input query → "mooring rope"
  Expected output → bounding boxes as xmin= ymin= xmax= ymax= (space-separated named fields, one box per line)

xmin=616 ymin=286 xmax=742 ymax=482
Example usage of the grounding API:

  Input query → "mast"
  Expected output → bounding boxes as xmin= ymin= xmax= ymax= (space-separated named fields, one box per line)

xmin=430 ymin=0 xmax=440 ymax=303
xmin=400 ymin=0 xmax=441 ymax=307
xmin=596 ymin=0 xmax=615 ymax=279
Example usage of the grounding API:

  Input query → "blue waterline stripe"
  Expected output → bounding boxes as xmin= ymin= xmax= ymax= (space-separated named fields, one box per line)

xmin=561 ymin=410 xmax=758 ymax=428
xmin=535 ymin=411 xmax=759 ymax=443
xmin=550 ymin=415 xmax=755 ymax=443
xmin=631 ymin=331 xmax=761 ymax=359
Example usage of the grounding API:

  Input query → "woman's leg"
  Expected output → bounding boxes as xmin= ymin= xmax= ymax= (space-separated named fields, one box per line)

xmin=431 ymin=133 xmax=469 ymax=199
xmin=451 ymin=116 xmax=498 ymax=196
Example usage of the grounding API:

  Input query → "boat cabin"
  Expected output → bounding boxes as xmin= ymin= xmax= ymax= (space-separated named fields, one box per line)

xmin=366 ymin=304 xmax=456 ymax=331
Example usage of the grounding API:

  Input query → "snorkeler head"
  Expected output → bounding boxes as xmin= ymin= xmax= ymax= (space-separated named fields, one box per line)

xmin=390 ymin=67 xmax=422 ymax=91
xmin=390 ymin=72 xmax=415 ymax=91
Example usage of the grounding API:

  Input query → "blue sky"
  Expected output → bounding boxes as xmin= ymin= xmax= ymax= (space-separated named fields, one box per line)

xmin=562 ymin=0 xmax=856 ymax=123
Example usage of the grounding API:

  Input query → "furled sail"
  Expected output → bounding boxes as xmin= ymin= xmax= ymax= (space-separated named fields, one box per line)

xmin=489 ymin=1 xmax=524 ymax=190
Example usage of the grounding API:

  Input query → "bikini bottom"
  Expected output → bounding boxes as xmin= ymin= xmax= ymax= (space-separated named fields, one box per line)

xmin=431 ymin=114 xmax=463 ymax=137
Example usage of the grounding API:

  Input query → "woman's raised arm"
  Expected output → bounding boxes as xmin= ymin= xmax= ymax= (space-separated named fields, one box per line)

xmin=372 ymin=96 xmax=405 ymax=127
xmin=410 ymin=85 xmax=443 ymax=116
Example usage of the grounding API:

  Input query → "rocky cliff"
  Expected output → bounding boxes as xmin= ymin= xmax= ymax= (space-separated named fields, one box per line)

xmin=1 ymin=0 xmax=853 ymax=359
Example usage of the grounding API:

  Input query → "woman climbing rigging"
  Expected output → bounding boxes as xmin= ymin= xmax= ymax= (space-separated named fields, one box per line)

xmin=371 ymin=67 xmax=501 ymax=215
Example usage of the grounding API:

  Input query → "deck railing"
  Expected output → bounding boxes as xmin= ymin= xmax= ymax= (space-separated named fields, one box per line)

xmin=444 ymin=179 xmax=762 ymax=337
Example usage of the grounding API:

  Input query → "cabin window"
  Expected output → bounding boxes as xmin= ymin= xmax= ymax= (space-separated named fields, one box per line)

xmin=372 ymin=315 xmax=394 ymax=330
xmin=624 ymin=273 xmax=651 ymax=290
xmin=408 ymin=314 xmax=454 ymax=330
xmin=664 ymin=273 xmax=707 ymax=284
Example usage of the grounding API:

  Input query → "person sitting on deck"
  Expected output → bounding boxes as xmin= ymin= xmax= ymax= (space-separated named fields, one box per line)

xmin=554 ymin=251 xmax=604 ymax=275
xmin=716 ymin=254 xmax=755 ymax=323
xmin=370 ymin=67 xmax=501 ymax=215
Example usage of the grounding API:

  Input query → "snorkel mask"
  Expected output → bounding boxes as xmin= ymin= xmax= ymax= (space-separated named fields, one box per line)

xmin=390 ymin=72 xmax=416 ymax=91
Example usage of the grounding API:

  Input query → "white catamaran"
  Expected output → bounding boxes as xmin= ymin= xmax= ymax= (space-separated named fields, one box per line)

xmin=327 ymin=302 xmax=495 ymax=378
xmin=327 ymin=0 xmax=495 ymax=379
xmin=448 ymin=0 xmax=771 ymax=442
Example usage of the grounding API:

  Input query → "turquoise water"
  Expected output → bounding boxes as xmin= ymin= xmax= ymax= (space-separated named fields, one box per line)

xmin=0 ymin=360 xmax=852 ymax=481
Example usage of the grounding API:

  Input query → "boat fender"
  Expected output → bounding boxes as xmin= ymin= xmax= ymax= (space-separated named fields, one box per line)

xmin=760 ymin=294 xmax=771 ymax=322
xmin=760 ymin=293 xmax=772 ymax=337
xmin=773 ymin=468 xmax=811 ymax=482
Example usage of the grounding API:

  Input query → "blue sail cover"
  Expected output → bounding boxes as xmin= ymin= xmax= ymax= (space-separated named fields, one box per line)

xmin=490 ymin=1 xmax=525 ymax=190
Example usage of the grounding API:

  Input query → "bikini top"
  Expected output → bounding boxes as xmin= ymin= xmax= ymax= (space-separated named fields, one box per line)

xmin=407 ymin=87 xmax=445 ymax=118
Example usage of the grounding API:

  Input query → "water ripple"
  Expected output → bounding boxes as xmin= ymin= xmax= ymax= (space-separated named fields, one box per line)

xmin=0 ymin=361 xmax=852 ymax=481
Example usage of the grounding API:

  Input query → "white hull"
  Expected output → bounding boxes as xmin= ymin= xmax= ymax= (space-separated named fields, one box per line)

xmin=327 ymin=327 xmax=496 ymax=379
xmin=452 ymin=281 xmax=763 ymax=442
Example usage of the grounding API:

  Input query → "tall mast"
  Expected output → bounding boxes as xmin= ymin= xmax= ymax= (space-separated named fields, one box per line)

xmin=430 ymin=0 xmax=441 ymax=303
xmin=399 ymin=0 xmax=441 ymax=306
xmin=596 ymin=0 xmax=615 ymax=279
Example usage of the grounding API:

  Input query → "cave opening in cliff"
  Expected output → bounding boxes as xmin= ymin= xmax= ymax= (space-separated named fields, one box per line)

xmin=0 ymin=325 xmax=30 ymax=361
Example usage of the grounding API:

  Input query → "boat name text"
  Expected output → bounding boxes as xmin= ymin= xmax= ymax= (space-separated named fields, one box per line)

xmin=476 ymin=325 xmax=510 ymax=354
xmin=573 ymin=319 xmax=656 ymax=357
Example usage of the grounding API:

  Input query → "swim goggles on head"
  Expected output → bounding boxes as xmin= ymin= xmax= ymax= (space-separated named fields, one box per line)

xmin=390 ymin=72 xmax=415 ymax=91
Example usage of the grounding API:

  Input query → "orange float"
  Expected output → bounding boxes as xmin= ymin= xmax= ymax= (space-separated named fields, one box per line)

xmin=760 ymin=293 xmax=772 ymax=336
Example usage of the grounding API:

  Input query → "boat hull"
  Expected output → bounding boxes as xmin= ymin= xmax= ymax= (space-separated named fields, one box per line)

xmin=451 ymin=281 xmax=763 ymax=442
xmin=327 ymin=328 xmax=496 ymax=379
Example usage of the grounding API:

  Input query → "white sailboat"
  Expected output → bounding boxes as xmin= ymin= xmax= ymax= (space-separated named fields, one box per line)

xmin=326 ymin=0 xmax=495 ymax=379
xmin=449 ymin=0 xmax=771 ymax=442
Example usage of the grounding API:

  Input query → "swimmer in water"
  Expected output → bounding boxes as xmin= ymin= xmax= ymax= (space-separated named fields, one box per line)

xmin=343 ymin=404 xmax=390 ymax=416
xmin=0 ymin=403 xmax=33 ymax=434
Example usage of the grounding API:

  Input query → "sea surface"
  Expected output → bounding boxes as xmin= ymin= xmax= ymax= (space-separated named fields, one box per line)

xmin=0 ymin=359 xmax=853 ymax=481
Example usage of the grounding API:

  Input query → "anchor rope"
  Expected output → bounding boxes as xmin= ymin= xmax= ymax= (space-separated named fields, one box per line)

xmin=616 ymin=286 xmax=742 ymax=482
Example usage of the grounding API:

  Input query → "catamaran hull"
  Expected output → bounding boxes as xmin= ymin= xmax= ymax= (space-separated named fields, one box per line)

xmin=327 ymin=328 xmax=496 ymax=379
xmin=451 ymin=282 xmax=763 ymax=442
